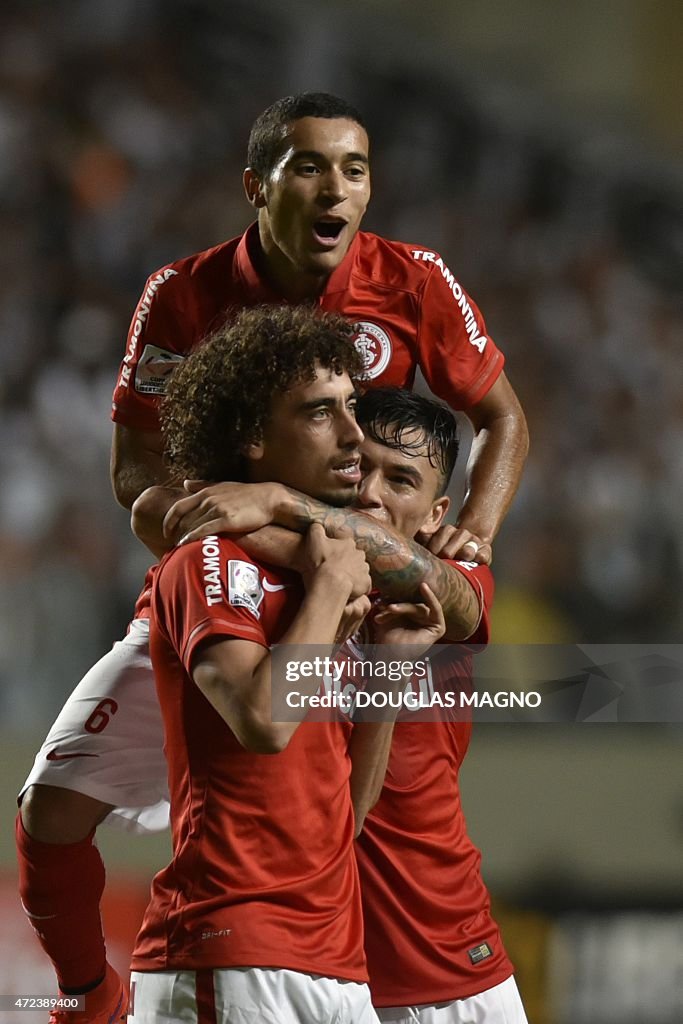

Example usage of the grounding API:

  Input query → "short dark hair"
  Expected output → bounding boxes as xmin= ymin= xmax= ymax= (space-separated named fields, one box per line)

xmin=161 ymin=305 xmax=364 ymax=481
xmin=247 ymin=92 xmax=367 ymax=178
xmin=356 ymin=388 xmax=459 ymax=494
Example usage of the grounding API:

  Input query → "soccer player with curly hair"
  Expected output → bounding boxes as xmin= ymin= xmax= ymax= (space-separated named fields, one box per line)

xmin=17 ymin=92 xmax=527 ymax=1023
xmin=127 ymin=304 xmax=383 ymax=1023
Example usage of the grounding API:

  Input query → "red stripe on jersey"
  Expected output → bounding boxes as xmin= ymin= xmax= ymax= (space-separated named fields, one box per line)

xmin=195 ymin=969 xmax=217 ymax=1024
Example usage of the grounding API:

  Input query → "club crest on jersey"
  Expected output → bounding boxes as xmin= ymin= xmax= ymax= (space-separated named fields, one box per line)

xmin=228 ymin=560 xmax=264 ymax=619
xmin=353 ymin=321 xmax=392 ymax=380
xmin=134 ymin=345 xmax=185 ymax=395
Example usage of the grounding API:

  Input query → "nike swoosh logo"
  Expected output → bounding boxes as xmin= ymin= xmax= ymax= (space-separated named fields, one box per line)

xmin=262 ymin=578 xmax=292 ymax=593
xmin=46 ymin=749 xmax=99 ymax=761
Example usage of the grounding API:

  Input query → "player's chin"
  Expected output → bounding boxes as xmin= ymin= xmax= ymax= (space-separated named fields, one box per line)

xmin=305 ymin=244 xmax=351 ymax=274
xmin=319 ymin=482 xmax=359 ymax=508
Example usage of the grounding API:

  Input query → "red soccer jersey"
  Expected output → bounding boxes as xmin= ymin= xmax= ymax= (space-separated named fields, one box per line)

xmin=130 ymin=565 xmax=155 ymax=621
xmin=112 ymin=223 xmax=504 ymax=432
xmin=356 ymin=561 xmax=514 ymax=1006
xmin=132 ymin=535 xmax=366 ymax=982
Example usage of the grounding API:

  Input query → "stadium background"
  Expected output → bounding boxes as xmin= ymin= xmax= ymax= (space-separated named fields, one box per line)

xmin=0 ymin=1 xmax=681 ymax=1021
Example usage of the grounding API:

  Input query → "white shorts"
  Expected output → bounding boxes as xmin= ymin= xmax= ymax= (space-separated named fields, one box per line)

xmin=18 ymin=620 xmax=170 ymax=834
xmin=376 ymin=976 xmax=528 ymax=1024
xmin=128 ymin=967 xmax=380 ymax=1024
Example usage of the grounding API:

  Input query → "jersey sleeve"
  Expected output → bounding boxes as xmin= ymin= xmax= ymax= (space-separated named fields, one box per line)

xmin=416 ymin=255 xmax=504 ymax=409
xmin=154 ymin=536 xmax=269 ymax=674
xmin=111 ymin=265 xmax=189 ymax=431
xmin=446 ymin=560 xmax=495 ymax=645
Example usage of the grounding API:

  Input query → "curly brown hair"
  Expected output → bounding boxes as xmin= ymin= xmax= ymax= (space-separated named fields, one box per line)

xmin=161 ymin=304 xmax=364 ymax=481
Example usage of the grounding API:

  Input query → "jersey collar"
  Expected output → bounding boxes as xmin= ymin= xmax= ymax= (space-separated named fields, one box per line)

xmin=235 ymin=222 xmax=359 ymax=302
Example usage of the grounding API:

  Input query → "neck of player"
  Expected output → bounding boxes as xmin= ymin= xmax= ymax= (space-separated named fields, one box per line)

xmin=257 ymin=229 xmax=330 ymax=302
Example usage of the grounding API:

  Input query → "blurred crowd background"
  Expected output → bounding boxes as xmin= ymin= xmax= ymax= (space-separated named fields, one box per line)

xmin=0 ymin=2 xmax=681 ymax=1022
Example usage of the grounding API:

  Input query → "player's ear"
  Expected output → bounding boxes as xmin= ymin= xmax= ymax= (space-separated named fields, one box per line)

xmin=419 ymin=496 xmax=450 ymax=537
xmin=243 ymin=168 xmax=267 ymax=209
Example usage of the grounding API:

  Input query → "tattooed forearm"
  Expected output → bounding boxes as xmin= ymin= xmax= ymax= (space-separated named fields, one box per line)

xmin=276 ymin=491 xmax=480 ymax=640
xmin=288 ymin=497 xmax=428 ymax=588
xmin=426 ymin=553 xmax=481 ymax=640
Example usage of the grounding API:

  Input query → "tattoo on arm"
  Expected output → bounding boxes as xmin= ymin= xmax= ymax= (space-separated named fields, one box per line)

xmin=282 ymin=494 xmax=479 ymax=635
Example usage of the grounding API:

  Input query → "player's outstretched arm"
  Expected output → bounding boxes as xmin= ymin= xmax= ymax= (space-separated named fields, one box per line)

xmin=456 ymin=372 xmax=528 ymax=557
xmin=114 ymin=423 xmax=188 ymax=558
xmin=191 ymin=525 xmax=371 ymax=753
xmin=164 ymin=480 xmax=283 ymax=542
xmin=111 ymin=424 xmax=168 ymax=509
xmin=272 ymin=490 xmax=480 ymax=642
xmin=131 ymin=485 xmax=186 ymax=558
xmin=165 ymin=479 xmax=481 ymax=640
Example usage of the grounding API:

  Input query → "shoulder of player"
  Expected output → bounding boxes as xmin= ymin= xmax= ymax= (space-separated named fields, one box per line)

xmin=439 ymin=558 xmax=494 ymax=648
xmin=443 ymin=557 xmax=494 ymax=582
xmin=155 ymin=535 xmax=297 ymax=586
xmin=442 ymin=558 xmax=494 ymax=601
xmin=153 ymin=534 xmax=244 ymax=583
xmin=140 ymin=235 xmax=241 ymax=305
xmin=354 ymin=232 xmax=453 ymax=294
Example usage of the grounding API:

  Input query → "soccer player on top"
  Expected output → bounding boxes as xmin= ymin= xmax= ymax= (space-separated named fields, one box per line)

xmin=17 ymin=93 xmax=527 ymax=1023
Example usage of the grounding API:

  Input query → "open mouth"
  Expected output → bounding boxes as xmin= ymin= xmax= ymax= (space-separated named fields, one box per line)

xmin=312 ymin=218 xmax=346 ymax=246
xmin=332 ymin=458 xmax=361 ymax=483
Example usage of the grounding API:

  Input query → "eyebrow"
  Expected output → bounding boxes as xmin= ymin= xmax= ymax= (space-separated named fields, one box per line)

xmin=289 ymin=149 xmax=370 ymax=166
xmin=391 ymin=463 xmax=423 ymax=482
xmin=299 ymin=393 xmax=358 ymax=412
xmin=368 ymin=456 xmax=424 ymax=484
